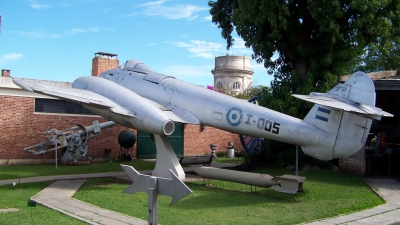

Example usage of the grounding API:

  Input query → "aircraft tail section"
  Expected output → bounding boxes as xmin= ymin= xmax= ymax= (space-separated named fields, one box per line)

xmin=295 ymin=72 xmax=392 ymax=160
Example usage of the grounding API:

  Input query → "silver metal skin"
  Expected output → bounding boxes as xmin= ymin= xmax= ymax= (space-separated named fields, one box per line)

xmin=12 ymin=60 xmax=392 ymax=179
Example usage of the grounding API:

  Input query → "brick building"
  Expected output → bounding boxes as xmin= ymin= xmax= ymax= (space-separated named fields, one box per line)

xmin=0 ymin=53 xmax=241 ymax=165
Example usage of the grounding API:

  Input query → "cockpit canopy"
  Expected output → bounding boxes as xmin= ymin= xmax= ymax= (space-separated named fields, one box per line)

xmin=122 ymin=60 xmax=154 ymax=73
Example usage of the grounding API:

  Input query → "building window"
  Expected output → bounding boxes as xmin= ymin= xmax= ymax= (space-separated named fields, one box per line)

xmin=217 ymin=81 xmax=223 ymax=90
xmin=35 ymin=99 xmax=95 ymax=115
xmin=233 ymin=82 xmax=241 ymax=89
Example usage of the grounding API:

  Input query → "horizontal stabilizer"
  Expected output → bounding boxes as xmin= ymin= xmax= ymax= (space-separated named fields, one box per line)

xmin=293 ymin=71 xmax=393 ymax=120
xmin=293 ymin=93 xmax=393 ymax=120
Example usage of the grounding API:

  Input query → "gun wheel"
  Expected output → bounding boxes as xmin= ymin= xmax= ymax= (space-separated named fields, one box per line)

xmin=239 ymin=96 xmax=264 ymax=153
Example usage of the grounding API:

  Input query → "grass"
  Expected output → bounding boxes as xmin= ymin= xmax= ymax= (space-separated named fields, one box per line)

xmin=0 ymin=182 xmax=84 ymax=225
xmin=73 ymin=168 xmax=384 ymax=225
xmin=0 ymin=159 xmax=386 ymax=224
xmin=214 ymin=156 xmax=242 ymax=164
xmin=0 ymin=160 xmax=155 ymax=180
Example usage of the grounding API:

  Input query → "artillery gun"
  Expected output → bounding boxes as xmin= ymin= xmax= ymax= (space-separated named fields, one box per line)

xmin=24 ymin=120 xmax=115 ymax=164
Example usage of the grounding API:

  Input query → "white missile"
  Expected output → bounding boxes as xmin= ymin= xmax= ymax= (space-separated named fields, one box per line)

xmin=194 ymin=166 xmax=305 ymax=194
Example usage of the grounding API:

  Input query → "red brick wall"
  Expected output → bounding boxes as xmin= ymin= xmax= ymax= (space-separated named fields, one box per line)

xmin=0 ymin=96 xmax=242 ymax=164
xmin=0 ymin=96 xmax=129 ymax=164
xmin=339 ymin=157 xmax=366 ymax=176
xmin=91 ymin=57 xmax=119 ymax=76
xmin=183 ymin=124 xmax=242 ymax=156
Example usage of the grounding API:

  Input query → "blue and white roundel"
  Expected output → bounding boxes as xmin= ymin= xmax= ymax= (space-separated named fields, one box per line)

xmin=226 ymin=107 xmax=243 ymax=127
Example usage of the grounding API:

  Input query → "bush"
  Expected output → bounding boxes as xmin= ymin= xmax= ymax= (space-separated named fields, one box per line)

xmin=241 ymin=140 xmax=331 ymax=170
xmin=216 ymin=151 xmax=226 ymax=158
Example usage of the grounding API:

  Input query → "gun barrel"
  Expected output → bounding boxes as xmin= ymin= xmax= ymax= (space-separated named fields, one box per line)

xmin=84 ymin=121 xmax=116 ymax=133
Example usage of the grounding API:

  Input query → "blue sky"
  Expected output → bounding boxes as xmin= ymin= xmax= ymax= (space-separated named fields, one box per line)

xmin=0 ymin=0 xmax=274 ymax=87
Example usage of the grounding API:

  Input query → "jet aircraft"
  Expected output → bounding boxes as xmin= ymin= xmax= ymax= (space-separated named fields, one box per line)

xmin=13 ymin=59 xmax=392 ymax=180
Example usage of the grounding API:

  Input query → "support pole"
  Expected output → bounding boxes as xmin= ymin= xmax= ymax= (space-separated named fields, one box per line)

xmin=51 ymin=138 xmax=60 ymax=170
xmin=152 ymin=135 xmax=185 ymax=180
xmin=148 ymin=177 xmax=158 ymax=225
xmin=55 ymin=146 xmax=57 ymax=169
xmin=296 ymin=145 xmax=299 ymax=176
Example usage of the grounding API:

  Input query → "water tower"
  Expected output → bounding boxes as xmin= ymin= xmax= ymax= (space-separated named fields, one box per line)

xmin=211 ymin=54 xmax=254 ymax=95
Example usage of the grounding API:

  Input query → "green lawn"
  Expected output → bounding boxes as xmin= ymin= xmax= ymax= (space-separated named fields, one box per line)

xmin=73 ymin=168 xmax=384 ymax=225
xmin=0 ymin=160 xmax=155 ymax=180
xmin=0 ymin=157 xmax=238 ymax=180
xmin=0 ymin=182 xmax=84 ymax=225
xmin=0 ymin=160 xmax=385 ymax=225
xmin=214 ymin=156 xmax=242 ymax=164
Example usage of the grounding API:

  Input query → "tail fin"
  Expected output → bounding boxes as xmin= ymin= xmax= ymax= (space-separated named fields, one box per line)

xmin=293 ymin=72 xmax=393 ymax=160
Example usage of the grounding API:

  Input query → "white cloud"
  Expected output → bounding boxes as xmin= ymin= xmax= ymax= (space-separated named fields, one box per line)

xmin=88 ymin=27 xmax=99 ymax=33
xmin=12 ymin=27 xmax=113 ymax=38
xmin=161 ymin=64 xmax=212 ymax=78
xmin=204 ymin=15 xmax=212 ymax=21
xmin=65 ymin=29 xmax=86 ymax=36
xmin=227 ymin=38 xmax=253 ymax=56
xmin=136 ymin=0 xmax=208 ymax=20
xmin=29 ymin=0 xmax=51 ymax=9
xmin=0 ymin=53 xmax=23 ymax=63
xmin=168 ymin=40 xmax=224 ymax=59
xmin=168 ymin=37 xmax=257 ymax=60
xmin=11 ymin=31 xmax=61 ymax=38
xmin=95 ymin=7 xmax=113 ymax=13
xmin=251 ymin=64 xmax=266 ymax=70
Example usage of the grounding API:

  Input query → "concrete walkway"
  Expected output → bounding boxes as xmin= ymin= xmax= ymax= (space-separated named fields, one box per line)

xmin=0 ymin=163 xmax=235 ymax=225
xmin=305 ymin=178 xmax=400 ymax=225
xmin=31 ymin=179 xmax=147 ymax=225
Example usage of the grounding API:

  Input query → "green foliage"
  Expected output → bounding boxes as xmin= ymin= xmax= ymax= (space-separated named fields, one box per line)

xmin=209 ymin=0 xmax=400 ymax=79
xmin=241 ymin=139 xmax=330 ymax=170
xmin=222 ymin=85 xmax=267 ymax=100
xmin=215 ymin=151 xmax=226 ymax=157
xmin=353 ymin=40 xmax=400 ymax=72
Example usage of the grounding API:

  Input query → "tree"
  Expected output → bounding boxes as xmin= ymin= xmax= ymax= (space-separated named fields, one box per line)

xmin=354 ymin=40 xmax=400 ymax=73
xmin=209 ymin=0 xmax=400 ymax=82
xmin=209 ymin=0 xmax=400 ymax=167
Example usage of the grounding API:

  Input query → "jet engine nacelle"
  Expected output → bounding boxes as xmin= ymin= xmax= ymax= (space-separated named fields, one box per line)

xmin=72 ymin=76 xmax=175 ymax=136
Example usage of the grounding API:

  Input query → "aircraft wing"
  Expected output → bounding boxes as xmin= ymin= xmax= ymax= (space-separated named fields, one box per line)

xmin=144 ymin=99 xmax=201 ymax=125
xmin=12 ymin=78 xmax=132 ymax=116
xmin=293 ymin=93 xmax=393 ymax=119
xmin=12 ymin=77 xmax=201 ymax=124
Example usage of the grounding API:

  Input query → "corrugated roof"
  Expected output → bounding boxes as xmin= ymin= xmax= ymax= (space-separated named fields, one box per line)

xmin=372 ymin=75 xmax=400 ymax=81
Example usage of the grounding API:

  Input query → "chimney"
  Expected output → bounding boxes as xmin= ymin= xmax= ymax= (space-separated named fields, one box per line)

xmin=1 ymin=69 xmax=10 ymax=77
xmin=91 ymin=52 xmax=119 ymax=76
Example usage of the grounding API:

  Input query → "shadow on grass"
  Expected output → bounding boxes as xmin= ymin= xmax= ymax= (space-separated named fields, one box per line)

xmin=254 ymin=167 xmax=370 ymax=188
xmin=175 ymin=182 xmax=303 ymax=209
xmin=73 ymin=172 xmax=385 ymax=225
xmin=0 ymin=161 xmax=155 ymax=180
